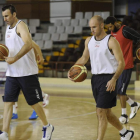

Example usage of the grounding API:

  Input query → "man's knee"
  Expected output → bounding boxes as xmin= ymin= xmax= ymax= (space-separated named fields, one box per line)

xmin=4 ymin=102 xmax=15 ymax=107
xmin=96 ymin=108 xmax=107 ymax=119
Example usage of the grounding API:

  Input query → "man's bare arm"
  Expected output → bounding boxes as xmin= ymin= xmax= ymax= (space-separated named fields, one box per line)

xmin=75 ymin=37 xmax=91 ymax=65
xmin=32 ymin=40 xmax=44 ymax=65
xmin=14 ymin=21 xmax=33 ymax=61
xmin=106 ymin=36 xmax=125 ymax=92
xmin=109 ymin=36 xmax=125 ymax=80
xmin=68 ymin=37 xmax=91 ymax=81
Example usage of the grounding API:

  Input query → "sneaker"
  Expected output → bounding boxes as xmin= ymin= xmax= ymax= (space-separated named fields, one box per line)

xmin=29 ymin=110 xmax=38 ymax=120
xmin=41 ymin=124 xmax=54 ymax=140
xmin=11 ymin=113 xmax=18 ymax=119
xmin=119 ymin=114 xmax=129 ymax=124
xmin=0 ymin=131 xmax=8 ymax=140
xmin=120 ymin=130 xmax=134 ymax=140
xmin=129 ymin=102 xmax=140 ymax=119
xmin=42 ymin=94 xmax=49 ymax=108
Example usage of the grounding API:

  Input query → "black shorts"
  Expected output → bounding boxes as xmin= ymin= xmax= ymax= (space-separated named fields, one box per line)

xmin=4 ymin=74 xmax=43 ymax=105
xmin=117 ymin=68 xmax=132 ymax=95
xmin=91 ymin=74 xmax=117 ymax=108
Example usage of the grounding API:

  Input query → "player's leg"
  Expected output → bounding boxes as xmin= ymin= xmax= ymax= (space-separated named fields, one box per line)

xmin=96 ymin=108 xmax=108 ymax=140
xmin=92 ymin=74 xmax=111 ymax=140
xmin=117 ymin=69 xmax=139 ymax=123
xmin=20 ymin=75 xmax=54 ymax=140
xmin=12 ymin=102 xmax=18 ymax=119
xmin=127 ymin=97 xmax=140 ymax=119
xmin=29 ymin=91 xmax=49 ymax=120
xmin=0 ymin=102 xmax=14 ymax=140
xmin=106 ymin=108 xmax=134 ymax=140
xmin=92 ymin=74 xmax=134 ymax=140
xmin=117 ymin=69 xmax=130 ymax=124
xmin=0 ymin=77 xmax=20 ymax=139
xmin=118 ymin=94 xmax=129 ymax=124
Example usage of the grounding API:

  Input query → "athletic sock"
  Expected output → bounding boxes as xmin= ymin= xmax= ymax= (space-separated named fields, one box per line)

xmin=42 ymin=91 xmax=45 ymax=98
xmin=44 ymin=123 xmax=50 ymax=128
xmin=127 ymin=97 xmax=135 ymax=106
xmin=122 ymin=108 xmax=126 ymax=115
xmin=119 ymin=128 xmax=127 ymax=135
xmin=13 ymin=104 xmax=17 ymax=114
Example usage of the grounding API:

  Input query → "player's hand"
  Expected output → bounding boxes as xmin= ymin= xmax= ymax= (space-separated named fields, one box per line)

xmin=4 ymin=56 xmax=17 ymax=64
xmin=106 ymin=78 xmax=116 ymax=93
xmin=36 ymin=54 xmax=44 ymax=65
xmin=67 ymin=70 xmax=75 ymax=82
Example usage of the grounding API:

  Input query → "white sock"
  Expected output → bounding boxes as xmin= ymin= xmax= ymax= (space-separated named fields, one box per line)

xmin=42 ymin=91 xmax=48 ymax=98
xmin=127 ymin=98 xmax=134 ymax=106
xmin=15 ymin=102 xmax=18 ymax=107
xmin=44 ymin=123 xmax=50 ymax=128
xmin=13 ymin=103 xmax=17 ymax=114
xmin=122 ymin=108 xmax=126 ymax=115
xmin=119 ymin=128 xmax=127 ymax=135
xmin=42 ymin=91 xmax=45 ymax=98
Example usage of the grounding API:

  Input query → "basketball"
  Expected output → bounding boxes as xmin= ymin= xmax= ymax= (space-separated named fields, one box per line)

xmin=69 ymin=64 xmax=87 ymax=82
xmin=0 ymin=44 xmax=9 ymax=61
xmin=136 ymin=47 xmax=140 ymax=60
xmin=134 ymin=47 xmax=140 ymax=63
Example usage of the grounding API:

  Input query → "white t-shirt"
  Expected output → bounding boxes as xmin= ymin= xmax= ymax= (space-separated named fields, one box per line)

xmin=5 ymin=20 xmax=38 ymax=77
xmin=88 ymin=35 xmax=118 ymax=74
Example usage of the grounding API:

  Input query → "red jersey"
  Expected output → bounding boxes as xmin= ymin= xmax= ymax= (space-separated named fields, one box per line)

xmin=111 ymin=25 xmax=133 ymax=69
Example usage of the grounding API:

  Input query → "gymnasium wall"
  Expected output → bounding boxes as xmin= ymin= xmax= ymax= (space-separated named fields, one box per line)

xmin=6 ymin=0 xmax=112 ymax=22
xmin=6 ymin=0 xmax=50 ymax=21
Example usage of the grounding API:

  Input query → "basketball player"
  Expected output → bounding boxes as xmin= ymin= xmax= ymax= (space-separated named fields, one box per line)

xmin=105 ymin=16 xmax=140 ymax=124
xmin=68 ymin=15 xmax=134 ymax=140
xmin=0 ymin=4 xmax=54 ymax=140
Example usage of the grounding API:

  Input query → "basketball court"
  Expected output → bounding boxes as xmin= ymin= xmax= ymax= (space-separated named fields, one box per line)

xmin=0 ymin=78 xmax=140 ymax=140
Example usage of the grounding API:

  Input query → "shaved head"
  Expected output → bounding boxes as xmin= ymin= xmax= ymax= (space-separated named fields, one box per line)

xmin=89 ymin=15 xmax=105 ymax=37
xmin=90 ymin=15 xmax=104 ymax=25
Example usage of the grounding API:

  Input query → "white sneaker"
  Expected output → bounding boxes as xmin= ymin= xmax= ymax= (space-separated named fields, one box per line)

xmin=0 ymin=131 xmax=8 ymax=140
xmin=120 ymin=130 xmax=134 ymax=140
xmin=119 ymin=114 xmax=129 ymax=124
xmin=41 ymin=124 xmax=54 ymax=140
xmin=42 ymin=94 xmax=49 ymax=107
xmin=130 ymin=102 xmax=140 ymax=119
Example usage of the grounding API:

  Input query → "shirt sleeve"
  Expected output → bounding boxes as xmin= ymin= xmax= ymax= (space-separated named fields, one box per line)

xmin=122 ymin=26 xmax=140 ymax=45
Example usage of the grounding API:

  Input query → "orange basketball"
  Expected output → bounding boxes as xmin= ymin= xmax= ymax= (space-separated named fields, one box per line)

xmin=69 ymin=64 xmax=87 ymax=82
xmin=136 ymin=47 xmax=140 ymax=60
xmin=0 ymin=44 xmax=9 ymax=61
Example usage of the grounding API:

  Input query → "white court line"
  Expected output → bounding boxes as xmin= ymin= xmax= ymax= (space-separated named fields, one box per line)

xmin=49 ymin=112 xmax=96 ymax=120
xmin=49 ymin=98 xmax=96 ymax=120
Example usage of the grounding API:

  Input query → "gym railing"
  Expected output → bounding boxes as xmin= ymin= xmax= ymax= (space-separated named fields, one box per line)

xmin=41 ymin=62 xmax=140 ymax=80
xmin=41 ymin=61 xmax=91 ymax=78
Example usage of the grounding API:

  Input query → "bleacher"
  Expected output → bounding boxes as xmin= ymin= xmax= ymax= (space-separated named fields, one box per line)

xmin=28 ymin=11 xmax=110 ymax=77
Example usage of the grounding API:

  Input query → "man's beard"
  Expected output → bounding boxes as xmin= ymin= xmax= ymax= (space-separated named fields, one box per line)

xmin=113 ymin=25 xmax=119 ymax=33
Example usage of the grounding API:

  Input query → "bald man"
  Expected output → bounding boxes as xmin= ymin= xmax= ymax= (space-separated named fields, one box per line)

xmin=68 ymin=16 xmax=134 ymax=140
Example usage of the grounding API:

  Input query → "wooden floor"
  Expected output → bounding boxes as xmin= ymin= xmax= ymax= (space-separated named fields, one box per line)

xmin=0 ymin=86 xmax=140 ymax=140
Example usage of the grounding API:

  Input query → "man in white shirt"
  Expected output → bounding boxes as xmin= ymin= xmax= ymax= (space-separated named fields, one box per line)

xmin=0 ymin=4 xmax=54 ymax=140
xmin=68 ymin=15 xmax=134 ymax=140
